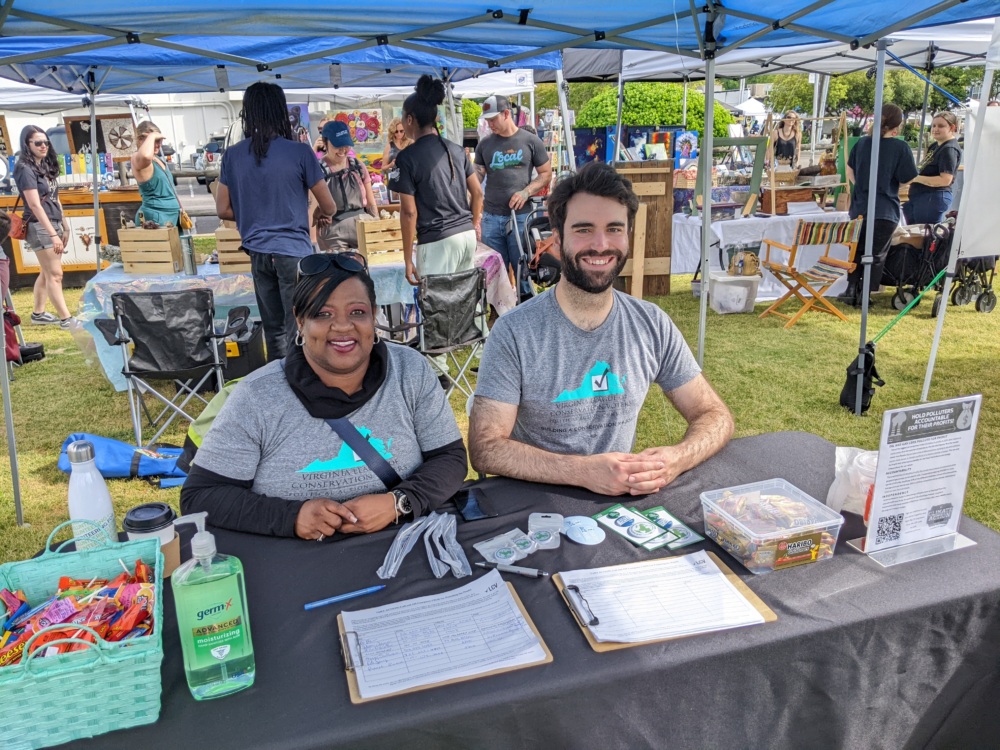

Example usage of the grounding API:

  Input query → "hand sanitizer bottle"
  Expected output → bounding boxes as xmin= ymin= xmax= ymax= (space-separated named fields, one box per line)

xmin=66 ymin=440 xmax=116 ymax=549
xmin=171 ymin=512 xmax=255 ymax=700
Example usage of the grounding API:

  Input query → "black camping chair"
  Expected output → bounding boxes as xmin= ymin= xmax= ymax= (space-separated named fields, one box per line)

xmin=95 ymin=290 xmax=249 ymax=447
xmin=377 ymin=267 xmax=487 ymax=401
xmin=522 ymin=204 xmax=561 ymax=289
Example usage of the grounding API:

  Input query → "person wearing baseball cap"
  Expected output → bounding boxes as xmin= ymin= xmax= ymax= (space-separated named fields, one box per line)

xmin=474 ymin=95 xmax=551 ymax=299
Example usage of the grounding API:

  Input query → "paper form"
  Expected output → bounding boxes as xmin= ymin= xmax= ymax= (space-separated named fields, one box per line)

xmin=341 ymin=570 xmax=547 ymax=699
xmin=558 ymin=551 xmax=765 ymax=643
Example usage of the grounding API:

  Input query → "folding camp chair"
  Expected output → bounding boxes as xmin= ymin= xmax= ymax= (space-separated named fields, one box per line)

xmin=95 ymin=289 xmax=248 ymax=447
xmin=758 ymin=218 xmax=864 ymax=329
xmin=378 ymin=267 xmax=488 ymax=400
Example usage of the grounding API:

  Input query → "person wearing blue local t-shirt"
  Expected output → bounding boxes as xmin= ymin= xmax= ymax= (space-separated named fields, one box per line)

xmin=216 ymin=82 xmax=337 ymax=360
xmin=469 ymin=163 xmax=733 ymax=497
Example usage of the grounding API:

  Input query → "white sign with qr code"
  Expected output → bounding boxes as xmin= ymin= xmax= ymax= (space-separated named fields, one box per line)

xmin=862 ymin=395 xmax=981 ymax=553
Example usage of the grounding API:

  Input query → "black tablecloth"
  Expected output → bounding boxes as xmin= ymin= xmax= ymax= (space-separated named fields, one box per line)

xmin=60 ymin=431 xmax=1000 ymax=750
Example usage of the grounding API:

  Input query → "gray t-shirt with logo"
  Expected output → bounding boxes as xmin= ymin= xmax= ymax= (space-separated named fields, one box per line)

xmin=474 ymin=290 xmax=701 ymax=454
xmin=474 ymin=129 xmax=548 ymax=216
xmin=194 ymin=343 xmax=461 ymax=501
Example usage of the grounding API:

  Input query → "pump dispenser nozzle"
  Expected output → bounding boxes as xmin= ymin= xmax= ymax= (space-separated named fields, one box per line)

xmin=173 ymin=512 xmax=216 ymax=559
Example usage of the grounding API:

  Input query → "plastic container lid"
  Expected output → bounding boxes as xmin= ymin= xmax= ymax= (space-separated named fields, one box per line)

xmin=701 ymin=478 xmax=844 ymax=541
xmin=122 ymin=502 xmax=177 ymax=533
xmin=853 ymin=451 xmax=879 ymax=477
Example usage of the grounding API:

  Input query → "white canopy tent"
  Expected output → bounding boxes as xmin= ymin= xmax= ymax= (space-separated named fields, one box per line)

xmin=734 ymin=97 xmax=767 ymax=115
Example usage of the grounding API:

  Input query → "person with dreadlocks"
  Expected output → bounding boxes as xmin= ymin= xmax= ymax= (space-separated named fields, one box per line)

xmin=386 ymin=75 xmax=483 ymax=287
xmin=216 ymin=82 xmax=337 ymax=360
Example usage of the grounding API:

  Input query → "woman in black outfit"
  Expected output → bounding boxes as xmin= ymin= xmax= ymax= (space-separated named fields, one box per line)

xmin=904 ymin=111 xmax=962 ymax=226
xmin=840 ymin=104 xmax=918 ymax=307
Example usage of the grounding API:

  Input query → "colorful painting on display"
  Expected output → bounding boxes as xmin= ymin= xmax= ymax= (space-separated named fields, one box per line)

xmin=572 ymin=128 xmax=605 ymax=168
xmin=674 ymin=130 xmax=700 ymax=162
xmin=332 ymin=109 xmax=384 ymax=146
xmin=64 ymin=114 xmax=136 ymax=161
xmin=287 ymin=103 xmax=311 ymax=144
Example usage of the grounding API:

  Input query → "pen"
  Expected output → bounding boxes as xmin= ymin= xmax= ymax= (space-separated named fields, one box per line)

xmin=475 ymin=562 xmax=550 ymax=579
xmin=304 ymin=584 xmax=386 ymax=611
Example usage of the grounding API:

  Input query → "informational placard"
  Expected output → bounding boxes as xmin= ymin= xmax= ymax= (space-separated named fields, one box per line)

xmin=862 ymin=395 xmax=981 ymax=557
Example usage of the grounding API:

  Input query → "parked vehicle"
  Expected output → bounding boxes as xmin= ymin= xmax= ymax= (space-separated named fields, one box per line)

xmin=195 ymin=131 xmax=229 ymax=191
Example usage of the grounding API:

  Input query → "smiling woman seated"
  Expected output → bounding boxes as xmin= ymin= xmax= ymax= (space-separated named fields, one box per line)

xmin=180 ymin=253 xmax=468 ymax=541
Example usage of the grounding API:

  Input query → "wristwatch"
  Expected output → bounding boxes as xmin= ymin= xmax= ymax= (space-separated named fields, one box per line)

xmin=391 ymin=489 xmax=412 ymax=517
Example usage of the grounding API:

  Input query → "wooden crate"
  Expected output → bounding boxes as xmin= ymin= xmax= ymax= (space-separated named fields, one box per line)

xmin=118 ymin=226 xmax=182 ymax=275
xmin=357 ymin=216 xmax=404 ymax=258
xmin=612 ymin=160 xmax=673 ymax=297
xmin=215 ymin=227 xmax=251 ymax=274
xmin=760 ymin=187 xmax=818 ymax=216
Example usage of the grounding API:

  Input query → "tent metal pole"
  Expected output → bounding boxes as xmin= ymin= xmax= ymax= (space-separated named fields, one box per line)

xmin=854 ymin=41 xmax=887 ymax=415
xmin=555 ymin=68 xmax=575 ymax=173
xmin=922 ymin=62 xmax=996 ymax=401
xmin=1 ymin=317 xmax=23 ymax=526
xmin=529 ymin=87 xmax=535 ymax=129
xmin=915 ymin=45 xmax=935 ymax=165
xmin=682 ymin=80 xmax=689 ymax=129
xmin=88 ymin=74 xmax=102 ymax=277
xmin=810 ymin=74 xmax=821 ymax=166
xmin=697 ymin=56 xmax=715 ymax=367
xmin=614 ymin=51 xmax=625 ymax=162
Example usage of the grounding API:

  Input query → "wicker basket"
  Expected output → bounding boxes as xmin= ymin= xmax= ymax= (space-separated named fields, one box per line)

xmin=770 ymin=169 xmax=801 ymax=186
xmin=0 ymin=522 xmax=164 ymax=750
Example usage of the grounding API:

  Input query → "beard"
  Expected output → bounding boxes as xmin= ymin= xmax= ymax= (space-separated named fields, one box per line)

xmin=561 ymin=250 xmax=628 ymax=294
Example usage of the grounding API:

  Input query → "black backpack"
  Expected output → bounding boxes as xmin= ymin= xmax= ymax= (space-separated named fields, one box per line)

xmin=840 ymin=342 xmax=884 ymax=414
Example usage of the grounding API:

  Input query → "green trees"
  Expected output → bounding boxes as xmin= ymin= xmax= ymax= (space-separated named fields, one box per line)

xmin=462 ymin=99 xmax=482 ymax=128
xmin=574 ymin=82 xmax=734 ymax=136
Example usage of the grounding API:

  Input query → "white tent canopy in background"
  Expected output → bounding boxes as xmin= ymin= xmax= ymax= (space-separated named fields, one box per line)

xmin=541 ymin=18 xmax=996 ymax=82
xmin=734 ymin=97 xmax=767 ymax=115
xmin=286 ymin=68 xmax=536 ymax=105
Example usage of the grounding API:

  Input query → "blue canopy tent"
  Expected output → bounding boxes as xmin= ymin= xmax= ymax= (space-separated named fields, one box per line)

xmin=1 ymin=0 xmax=998 ymax=524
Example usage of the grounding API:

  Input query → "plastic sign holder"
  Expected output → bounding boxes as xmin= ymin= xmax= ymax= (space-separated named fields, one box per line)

xmin=847 ymin=395 xmax=981 ymax=567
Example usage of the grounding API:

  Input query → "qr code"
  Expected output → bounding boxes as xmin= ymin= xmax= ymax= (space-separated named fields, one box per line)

xmin=876 ymin=513 xmax=903 ymax=545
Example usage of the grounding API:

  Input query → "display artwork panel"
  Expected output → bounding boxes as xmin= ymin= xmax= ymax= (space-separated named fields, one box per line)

xmin=64 ymin=115 xmax=136 ymax=161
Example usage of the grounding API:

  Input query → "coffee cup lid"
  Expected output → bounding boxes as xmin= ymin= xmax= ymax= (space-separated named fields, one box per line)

xmin=122 ymin=502 xmax=176 ymax=532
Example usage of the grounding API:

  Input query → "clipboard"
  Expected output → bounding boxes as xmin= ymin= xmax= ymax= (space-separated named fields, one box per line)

xmin=337 ymin=582 xmax=553 ymax=703
xmin=553 ymin=552 xmax=777 ymax=653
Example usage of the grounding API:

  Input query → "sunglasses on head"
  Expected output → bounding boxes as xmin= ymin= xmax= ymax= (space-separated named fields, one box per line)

xmin=297 ymin=251 xmax=368 ymax=281
xmin=31 ymin=140 xmax=49 ymax=147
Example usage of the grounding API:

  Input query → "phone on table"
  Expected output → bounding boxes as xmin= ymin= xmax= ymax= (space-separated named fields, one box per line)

xmin=453 ymin=487 xmax=499 ymax=522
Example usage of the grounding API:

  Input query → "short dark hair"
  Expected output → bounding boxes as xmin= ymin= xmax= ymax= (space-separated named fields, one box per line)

xmin=0 ymin=211 xmax=10 ymax=244
xmin=292 ymin=265 xmax=377 ymax=321
xmin=546 ymin=162 xmax=639 ymax=237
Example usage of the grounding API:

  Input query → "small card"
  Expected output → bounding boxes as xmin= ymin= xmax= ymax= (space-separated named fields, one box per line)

xmin=593 ymin=504 xmax=672 ymax=547
xmin=636 ymin=506 xmax=705 ymax=551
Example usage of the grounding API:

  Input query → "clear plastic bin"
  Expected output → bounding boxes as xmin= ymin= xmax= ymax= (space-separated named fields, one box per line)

xmin=709 ymin=272 xmax=759 ymax=314
xmin=701 ymin=478 xmax=844 ymax=574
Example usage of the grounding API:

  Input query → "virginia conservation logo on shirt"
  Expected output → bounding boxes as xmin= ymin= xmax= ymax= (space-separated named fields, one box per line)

xmin=489 ymin=148 xmax=525 ymax=170
xmin=298 ymin=427 xmax=394 ymax=473
xmin=552 ymin=361 xmax=626 ymax=402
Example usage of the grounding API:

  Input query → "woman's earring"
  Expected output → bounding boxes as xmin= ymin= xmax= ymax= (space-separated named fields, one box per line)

xmin=374 ymin=331 xmax=381 ymax=344
xmin=294 ymin=330 xmax=304 ymax=347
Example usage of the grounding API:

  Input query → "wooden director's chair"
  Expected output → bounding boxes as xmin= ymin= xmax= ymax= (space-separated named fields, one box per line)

xmin=759 ymin=218 xmax=863 ymax=329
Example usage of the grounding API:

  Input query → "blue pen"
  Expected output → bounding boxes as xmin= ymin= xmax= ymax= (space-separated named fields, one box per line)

xmin=304 ymin=585 xmax=386 ymax=611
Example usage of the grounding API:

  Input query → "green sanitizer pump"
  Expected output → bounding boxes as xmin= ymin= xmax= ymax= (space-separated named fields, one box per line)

xmin=171 ymin=512 xmax=255 ymax=700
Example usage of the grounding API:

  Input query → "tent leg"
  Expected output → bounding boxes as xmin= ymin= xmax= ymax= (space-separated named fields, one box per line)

xmin=1 ymin=307 xmax=23 ymax=526
xmin=529 ymin=87 xmax=536 ymax=129
xmin=921 ymin=56 xmax=996 ymax=401
xmin=614 ymin=51 xmax=625 ymax=162
xmin=88 ymin=74 xmax=102 ymax=278
xmin=682 ymin=79 xmax=689 ymax=129
xmin=696 ymin=56 xmax=716 ymax=367
xmin=854 ymin=41 xmax=888 ymax=416
xmin=555 ymin=68 xmax=575 ymax=173
xmin=916 ymin=76 xmax=932 ymax=165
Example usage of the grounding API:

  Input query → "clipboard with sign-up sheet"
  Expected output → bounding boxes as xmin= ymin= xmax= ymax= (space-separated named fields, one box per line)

xmin=337 ymin=569 xmax=552 ymax=703
xmin=554 ymin=550 xmax=776 ymax=653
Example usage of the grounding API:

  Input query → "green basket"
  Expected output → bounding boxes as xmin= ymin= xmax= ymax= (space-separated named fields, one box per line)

xmin=0 ymin=521 xmax=165 ymax=750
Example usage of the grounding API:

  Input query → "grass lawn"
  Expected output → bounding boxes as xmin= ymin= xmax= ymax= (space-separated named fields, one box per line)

xmin=0 ymin=274 xmax=996 ymax=564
